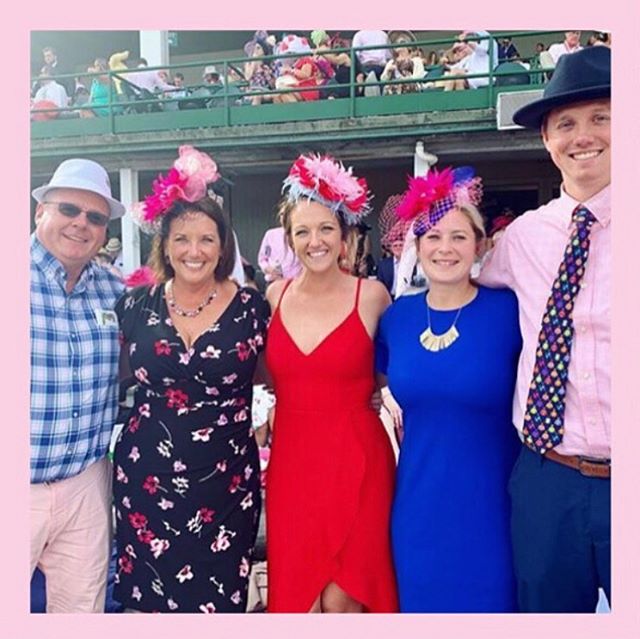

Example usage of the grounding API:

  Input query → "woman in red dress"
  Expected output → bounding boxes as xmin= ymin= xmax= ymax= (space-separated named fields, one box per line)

xmin=265 ymin=154 xmax=398 ymax=613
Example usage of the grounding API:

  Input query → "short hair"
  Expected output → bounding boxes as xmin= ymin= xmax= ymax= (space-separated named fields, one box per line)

xmin=277 ymin=196 xmax=350 ymax=249
xmin=42 ymin=46 xmax=56 ymax=56
xmin=147 ymin=197 xmax=235 ymax=283
xmin=174 ymin=72 xmax=185 ymax=80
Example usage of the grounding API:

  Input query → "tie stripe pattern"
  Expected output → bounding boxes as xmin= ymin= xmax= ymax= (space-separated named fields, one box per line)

xmin=522 ymin=205 xmax=596 ymax=453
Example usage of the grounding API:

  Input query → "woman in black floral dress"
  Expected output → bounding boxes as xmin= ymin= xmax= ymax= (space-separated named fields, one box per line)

xmin=113 ymin=146 xmax=269 ymax=613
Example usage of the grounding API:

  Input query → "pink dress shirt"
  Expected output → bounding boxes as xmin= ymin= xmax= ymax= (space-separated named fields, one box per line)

xmin=479 ymin=185 xmax=611 ymax=458
xmin=257 ymin=227 xmax=302 ymax=282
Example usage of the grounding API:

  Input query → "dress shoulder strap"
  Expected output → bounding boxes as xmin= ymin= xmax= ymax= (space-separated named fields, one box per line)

xmin=275 ymin=279 xmax=294 ymax=310
xmin=354 ymin=277 xmax=363 ymax=310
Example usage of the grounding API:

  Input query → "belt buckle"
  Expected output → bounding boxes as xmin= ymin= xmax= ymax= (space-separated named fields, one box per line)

xmin=577 ymin=456 xmax=611 ymax=478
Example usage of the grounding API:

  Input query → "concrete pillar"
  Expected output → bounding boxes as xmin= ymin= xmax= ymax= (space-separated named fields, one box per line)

xmin=139 ymin=31 xmax=170 ymax=66
xmin=119 ymin=168 xmax=141 ymax=275
xmin=414 ymin=141 xmax=438 ymax=176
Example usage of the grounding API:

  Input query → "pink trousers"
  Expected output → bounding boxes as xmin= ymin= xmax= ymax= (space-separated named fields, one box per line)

xmin=30 ymin=458 xmax=112 ymax=613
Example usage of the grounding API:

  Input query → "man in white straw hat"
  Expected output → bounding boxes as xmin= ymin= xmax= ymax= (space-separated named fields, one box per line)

xmin=30 ymin=158 xmax=125 ymax=612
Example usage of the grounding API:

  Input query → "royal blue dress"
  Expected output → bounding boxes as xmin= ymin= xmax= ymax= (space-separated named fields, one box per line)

xmin=376 ymin=286 xmax=522 ymax=612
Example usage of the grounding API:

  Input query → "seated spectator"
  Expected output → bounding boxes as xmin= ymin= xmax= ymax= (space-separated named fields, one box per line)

xmin=547 ymin=31 xmax=582 ymax=64
xmin=380 ymin=32 xmax=425 ymax=95
xmin=352 ymin=29 xmax=392 ymax=87
xmin=126 ymin=57 xmax=176 ymax=94
xmin=442 ymin=30 xmax=498 ymax=91
xmin=311 ymin=30 xmax=352 ymax=99
xmin=81 ymin=58 xmax=116 ymax=117
xmin=497 ymin=36 xmax=520 ymax=62
xmin=588 ymin=31 xmax=611 ymax=47
xmin=273 ymin=54 xmax=322 ymax=103
xmin=243 ymin=36 xmax=276 ymax=105
xmin=31 ymin=66 xmax=69 ymax=119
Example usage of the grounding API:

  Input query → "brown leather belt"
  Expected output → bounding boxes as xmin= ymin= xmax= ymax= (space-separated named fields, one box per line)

xmin=544 ymin=449 xmax=611 ymax=479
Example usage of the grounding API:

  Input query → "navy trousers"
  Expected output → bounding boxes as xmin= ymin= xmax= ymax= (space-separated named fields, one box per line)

xmin=509 ymin=446 xmax=611 ymax=612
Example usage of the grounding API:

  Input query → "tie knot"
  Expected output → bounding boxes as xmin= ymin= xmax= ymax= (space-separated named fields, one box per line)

xmin=572 ymin=205 xmax=596 ymax=227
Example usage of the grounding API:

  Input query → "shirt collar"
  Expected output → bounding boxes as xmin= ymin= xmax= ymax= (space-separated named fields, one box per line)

xmin=30 ymin=233 xmax=96 ymax=292
xmin=558 ymin=183 xmax=611 ymax=229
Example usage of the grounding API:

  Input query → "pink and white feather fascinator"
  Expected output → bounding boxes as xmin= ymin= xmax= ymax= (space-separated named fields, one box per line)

xmin=282 ymin=153 xmax=371 ymax=226
xmin=131 ymin=145 xmax=220 ymax=234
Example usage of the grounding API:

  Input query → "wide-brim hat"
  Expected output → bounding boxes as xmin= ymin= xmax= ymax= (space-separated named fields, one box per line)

xmin=105 ymin=237 xmax=122 ymax=252
xmin=513 ymin=46 xmax=610 ymax=129
xmin=388 ymin=30 xmax=416 ymax=45
xmin=202 ymin=65 xmax=219 ymax=77
xmin=32 ymin=158 xmax=125 ymax=219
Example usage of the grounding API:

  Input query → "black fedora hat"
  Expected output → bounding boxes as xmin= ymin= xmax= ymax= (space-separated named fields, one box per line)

xmin=513 ymin=46 xmax=610 ymax=129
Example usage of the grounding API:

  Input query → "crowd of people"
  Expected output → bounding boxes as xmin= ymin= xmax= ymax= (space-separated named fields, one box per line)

xmin=30 ymin=46 xmax=611 ymax=615
xmin=31 ymin=30 xmax=612 ymax=120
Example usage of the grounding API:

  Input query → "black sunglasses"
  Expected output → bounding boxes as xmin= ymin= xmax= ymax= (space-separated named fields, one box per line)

xmin=44 ymin=201 xmax=110 ymax=227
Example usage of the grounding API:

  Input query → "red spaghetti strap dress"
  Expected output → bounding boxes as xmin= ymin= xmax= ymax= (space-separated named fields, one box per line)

xmin=265 ymin=278 xmax=398 ymax=612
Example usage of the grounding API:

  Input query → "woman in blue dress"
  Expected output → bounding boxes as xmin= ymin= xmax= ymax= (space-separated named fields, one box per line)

xmin=376 ymin=167 xmax=522 ymax=612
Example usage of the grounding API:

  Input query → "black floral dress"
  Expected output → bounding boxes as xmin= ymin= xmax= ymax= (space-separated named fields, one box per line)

xmin=113 ymin=284 xmax=269 ymax=613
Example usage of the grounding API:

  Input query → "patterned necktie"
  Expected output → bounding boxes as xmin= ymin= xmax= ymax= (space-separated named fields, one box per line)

xmin=522 ymin=205 xmax=597 ymax=453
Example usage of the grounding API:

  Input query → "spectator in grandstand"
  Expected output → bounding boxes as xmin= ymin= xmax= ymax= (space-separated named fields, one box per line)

xmin=548 ymin=31 xmax=582 ymax=64
xmin=31 ymin=158 xmax=126 ymax=612
xmin=127 ymin=57 xmax=176 ymax=94
xmin=272 ymin=54 xmax=322 ymax=103
xmin=40 ymin=45 xmax=75 ymax=95
xmin=108 ymin=49 xmax=130 ymax=96
xmin=257 ymin=219 xmax=302 ymax=283
xmin=202 ymin=64 xmax=222 ymax=87
xmin=588 ymin=31 xmax=611 ymax=48
xmin=311 ymin=30 xmax=352 ymax=99
xmin=81 ymin=58 xmax=115 ymax=117
xmin=442 ymin=30 xmax=499 ymax=91
xmin=31 ymin=66 xmax=70 ymax=119
xmin=380 ymin=32 xmax=425 ymax=95
xmin=497 ymin=36 xmax=521 ymax=62
xmin=479 ymin=46 xmax=611 ymax=613
xmin=244 ymin=36 xmax=276 ymax=105
xmin=352 ymin=29 xmax=392 ymax=95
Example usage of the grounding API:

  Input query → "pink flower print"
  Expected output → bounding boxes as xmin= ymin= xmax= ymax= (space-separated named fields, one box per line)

xmin=240 ymin=492 xmax=253 ymax=511
xmin=222 ymin=373 xmax=238 ymax=385
xmin=199 ymin=507 xmax=215 ymax=523
xmin=205 ymin=386 xmax=220 ymax=396
xmin=173 ymin=459 xmax=187 ymax=472
xmin=154 ymin=339 xmax=172 ymax=356
xmin=158 ymin=497 xmax=175 ymax=511
xmin=118 ymin=555 xmax=134 ymax=575
xmin=143 ymin=475 xmax=161 ymax=495
xmin=230 ymin=590 xmax=242 ymax=605
xmin=127 ymin=415 xmax=140 ymax=433
xmin=176 ymin=564 xmax=194 ymax=583
xmin=235 ymin=341 xmax=250 ymax=362
xmin=239 ymin=556 xmax=250 ymax=578
xmin=216 ymin=460 xmax=227 ymax=473
xmin=138 ymin=403 xmax=151 ymax=418
xmin=199 ymin=602 xmax=216 ymax=613
xmin=125 ymin=544 xmax=137 ymax=558
xmin=167 ymin=598 xmax=179 ymax=611
xmin=150 ymin=538 xmax=170 ymax=559
xmin=210 ymin=526 xmax=234 ymax=553
xmin=240 ymin=291 xmax=251 ymax=303
xmin=146 ymin=312 xmax=160 ymax=326
xmin=179 ymin=350 xmax=194 ymax=365
xmin=217 ymin=414 xmax=228 ymax=427
xmin=166 ymin=388 xmax=189 ymax=410
xmin=254 ymin=333 xmax=264 ymax=347
xmin=128 ymin=446 xmax=140 ymax=463
xmin=200 ymin=345 xmax=221 ymax=359
xmin=122 ymin=495 xmax=131 ymax=509
xmin=134 ymin=367 xmax=149 ymax=384
xmin=116 ymin=465 xmax=129 ymax=484
xmin=128 ymin=512 xmax=148 ymax=530
xmin=128 ymin=342 xmax=136 ymax=355
xmin=137 ymin=529 xmax=155 ymax=545
xmin=244 ymin=464 xmax=253 ymax=481
xmin=233 ymin=409 xmax=248 ymax=423
xmin=228 ymin=475 xmax=242 ymax=493
xmin=131 ymin=586 xmax=142 ymax=601
xmin=192 ymin=427 xmax=214 ymax=442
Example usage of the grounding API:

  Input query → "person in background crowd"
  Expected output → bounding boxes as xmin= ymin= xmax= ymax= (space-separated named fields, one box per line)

xmin=114 ymin=145 xmax=268 ymax=613
xmin=497 ymin=36 xmax=521 ymax=62
xmin=311 ymin=30 xmax=352 ymax=99
xmin=479 ymin=46 xmax=611 ymax=613
xmin=352 ymin=29 xmax=392 ymax=90
xmin=31 ymin=158 xmax=126 ymax=612
xmin=257 ymin=212 xmax=302 ymax=284
xmin=40 ymin=46 xmax=75 ymax=95
xmin=442 ymin=30 xmax=499 ymax=91
xmin=243 ymin=36 xmax=276 ymax=106
xmin=265 ymin=153 xmax=398 ymax=613
xmin=548 ymin=31 xmax=582 ymax=64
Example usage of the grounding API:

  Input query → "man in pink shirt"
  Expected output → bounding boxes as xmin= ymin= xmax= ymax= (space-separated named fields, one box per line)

xmin=548 ymin=30 xmax=583 ymax=64
xmin=479 ymin=46 xmax=610 ymax=612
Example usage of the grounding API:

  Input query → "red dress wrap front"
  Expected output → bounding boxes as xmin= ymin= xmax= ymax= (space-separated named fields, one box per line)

xmin=265 ymin=279 xmax=398 ymax=612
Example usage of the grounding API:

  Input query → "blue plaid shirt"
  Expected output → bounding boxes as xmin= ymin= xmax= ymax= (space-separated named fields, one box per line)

xmin=30 ymin=234 xmax=125 ymax=483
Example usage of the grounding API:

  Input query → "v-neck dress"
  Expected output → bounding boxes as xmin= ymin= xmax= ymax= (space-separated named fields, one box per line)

xmin=112 ymin=283 xmax=269 ymax=613
xmin=265 ymin=278 xmax=398 ymax=612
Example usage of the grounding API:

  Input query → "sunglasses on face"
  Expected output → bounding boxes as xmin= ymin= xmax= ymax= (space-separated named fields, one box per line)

xmin=44 ymin=201 xmax=110 ymax=227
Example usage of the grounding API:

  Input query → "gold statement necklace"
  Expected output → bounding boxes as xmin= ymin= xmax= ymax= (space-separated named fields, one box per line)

xmin=419 ymin=289 xmax=476 ymax=352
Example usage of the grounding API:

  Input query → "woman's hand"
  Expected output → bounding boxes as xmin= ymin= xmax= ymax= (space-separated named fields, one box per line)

xmin=381 ymin=387 xmax=404 ymax=444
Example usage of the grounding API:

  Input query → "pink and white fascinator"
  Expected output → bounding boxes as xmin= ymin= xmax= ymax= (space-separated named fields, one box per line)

xmin=282 ymin=153 xmax=371 ymax=226
xmin=131 ymin=145 xmax=220 ymax=234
